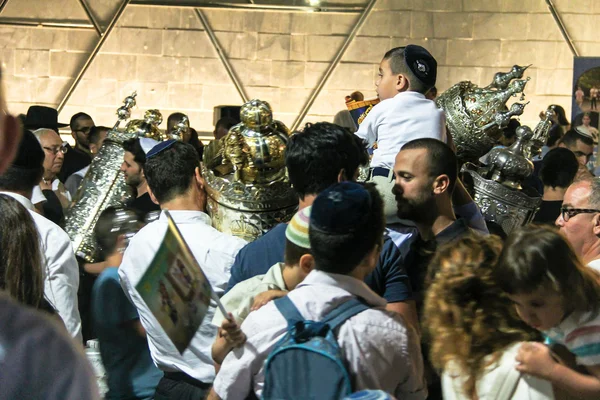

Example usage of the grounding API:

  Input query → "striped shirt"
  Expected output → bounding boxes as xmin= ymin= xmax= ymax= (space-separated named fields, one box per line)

xmin=545 ymin=310 xmax=600 ymax=366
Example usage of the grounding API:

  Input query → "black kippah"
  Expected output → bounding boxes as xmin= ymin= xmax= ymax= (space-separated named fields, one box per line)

xmin=404 ymin=44 xmax=437 ymax=88
xmin=12 ymin=130 xmax=44 ymax=170
xmin=310 ymin=182 xmax=371 ymax=235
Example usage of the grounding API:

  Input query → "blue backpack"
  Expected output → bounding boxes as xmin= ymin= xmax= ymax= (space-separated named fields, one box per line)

xmin=262 ymin=296 xmax=369 ymax=400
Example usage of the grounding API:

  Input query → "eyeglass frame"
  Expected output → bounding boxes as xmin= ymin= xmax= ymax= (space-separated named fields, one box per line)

xmin=43 ymin=141 xmax=69 ymax=155
xmin=560 ymin=207 xmax=600 ymax=222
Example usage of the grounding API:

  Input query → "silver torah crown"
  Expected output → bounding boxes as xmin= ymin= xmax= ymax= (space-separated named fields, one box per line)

xmin=436 ymin=65 xmax=530 ymax=163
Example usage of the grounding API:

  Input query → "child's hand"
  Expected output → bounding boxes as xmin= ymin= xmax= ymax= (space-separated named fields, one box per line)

xmin=251 ymin=290 xmax=287 ymax=311
xmin=515 ymin=342 xmax=558 ymax=379
xmin=219 ymin=313 xmax=246 ymax=348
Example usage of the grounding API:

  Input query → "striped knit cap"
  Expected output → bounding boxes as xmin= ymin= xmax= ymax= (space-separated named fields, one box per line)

xmin=285 ymin=206 xmax=311 ymax=249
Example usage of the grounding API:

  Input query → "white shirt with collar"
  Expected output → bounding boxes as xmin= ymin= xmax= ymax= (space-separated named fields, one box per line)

xmin=118 ymin=210 xmax=247 ymax=383
xmin=0 ymin=191 xmax=82 ymax=341
xmin=355 ymin=91 xmax=447 ymax=170
xmin=32 ymin=179 xmax=72 ymax=204
xmin=213 ymin=269 xmax=427 ymax=400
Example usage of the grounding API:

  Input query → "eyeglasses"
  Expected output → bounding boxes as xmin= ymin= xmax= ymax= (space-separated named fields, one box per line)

xmin=560 ymin=208 xmax=600 ymax=222
xmin=43 ymin=142 xmax=68 ymax=155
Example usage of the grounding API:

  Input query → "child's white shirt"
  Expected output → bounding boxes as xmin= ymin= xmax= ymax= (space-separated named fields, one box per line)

xmin=355 ymin=91 xmax=447 ymax=170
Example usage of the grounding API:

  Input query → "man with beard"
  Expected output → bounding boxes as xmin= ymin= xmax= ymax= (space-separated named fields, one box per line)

xmin=121 ymin=138 xmax=161 ymax=217
xmin=58 ymin=112 xmax=95 ymax=183
xmin=392 ymin=138 xmax=472 ymax=300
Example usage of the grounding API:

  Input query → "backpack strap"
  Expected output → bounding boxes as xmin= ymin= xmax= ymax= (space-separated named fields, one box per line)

xmin=321 ymin=298 xmax=370 ymax=331
xmin=274 ymin=296 xmax=304 ymax=327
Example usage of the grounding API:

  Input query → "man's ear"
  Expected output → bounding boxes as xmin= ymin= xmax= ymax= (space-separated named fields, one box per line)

xmin=432 ymin=174 xmax=450 ymax=195
xmin=299 ymin=253 xmax=314 ymax=274
xmin=396 ymin=74 xmax=409 ymax=92
xmin=195 ymin=166 xmax=205 ymax=189
xmin=593 ymin=213 xmax=600 ymax=237
xmin=147 ymin=186 xmax=159 ymax=205
xmin=337 ymin=168 xmax=347 ymax=183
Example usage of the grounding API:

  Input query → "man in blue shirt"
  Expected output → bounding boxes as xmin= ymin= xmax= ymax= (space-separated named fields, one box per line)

xmin=92 ymin=207 xmax=163 ymax=400
xmin=227 ymin=122 xmax=417 ymax=330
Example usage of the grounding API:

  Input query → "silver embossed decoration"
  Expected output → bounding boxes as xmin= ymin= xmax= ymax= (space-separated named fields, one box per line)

xmin=202 ymin=99 xmax=297 ymax=242
xmin=436 ymin=65 xmax=530 ymax=162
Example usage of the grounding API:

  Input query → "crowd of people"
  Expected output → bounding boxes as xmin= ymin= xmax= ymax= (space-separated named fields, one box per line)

xmin=2 ymin=44 xmax=600 ymax=400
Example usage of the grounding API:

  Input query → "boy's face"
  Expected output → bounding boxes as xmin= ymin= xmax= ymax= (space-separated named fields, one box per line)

xmin=376 ymin=58 xmax=401 ymax=100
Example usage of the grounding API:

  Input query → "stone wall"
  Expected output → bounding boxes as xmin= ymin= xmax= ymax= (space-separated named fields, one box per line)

xmin=2 ymin=0 xmax=598 ymax=137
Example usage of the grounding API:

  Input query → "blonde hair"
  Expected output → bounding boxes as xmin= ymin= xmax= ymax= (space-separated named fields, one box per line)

xmin=424 ymin=234 xmax=538 ymax=399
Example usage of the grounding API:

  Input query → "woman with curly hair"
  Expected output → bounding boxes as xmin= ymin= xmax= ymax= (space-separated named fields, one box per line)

xmin=424 ymin=234 xmax=554 ymax=399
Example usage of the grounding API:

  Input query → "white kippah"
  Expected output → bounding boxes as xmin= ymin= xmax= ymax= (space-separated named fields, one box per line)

xmin=139 ymin=137 xmax=160 ymax=155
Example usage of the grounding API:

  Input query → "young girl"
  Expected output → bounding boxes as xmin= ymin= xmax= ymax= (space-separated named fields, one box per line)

xmin=496 ymin=224 xmax=600 ymax=399
xmin=424 ymin=234 xmax=551 ymax=399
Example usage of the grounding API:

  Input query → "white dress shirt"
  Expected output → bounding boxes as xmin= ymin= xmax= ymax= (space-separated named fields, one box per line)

xmin=355 ymin=91 xmax=446 ymax=170
xmin=213 ymin=269 xmax=426 ymax=400
xmin=0 ymin=191 xmax=82 ymax=341
xmin=32 ymin=179 xmax=72 ymax=205
xmin=118 ymin=210 xmax=247 ymax=383
xmin=442 ymin=343 xmax=554 ymax=400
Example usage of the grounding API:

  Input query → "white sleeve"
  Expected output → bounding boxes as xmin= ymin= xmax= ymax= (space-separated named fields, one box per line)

xmin=31 ymin=186 xmax=46 ymax=205
xmin=43 ymin=225 xmax=82 ymax=342
xmin=354 ymin=105 xmax=380 ymax=147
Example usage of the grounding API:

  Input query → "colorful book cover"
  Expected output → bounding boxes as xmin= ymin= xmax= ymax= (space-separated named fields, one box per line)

xmin=135 ymin=211 xmax=219 ymax=354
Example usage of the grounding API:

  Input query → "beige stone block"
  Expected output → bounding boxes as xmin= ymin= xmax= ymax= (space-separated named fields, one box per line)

xmin=67 ymin=30 xmax=97 ymax=52
xmin=291 ymin=13 xmax=356 ymax=35
xmin=257 ymin=34 xmax=290 ymax=61
xmin=119 ymin=28 xmax=163 ymax=55
xmin=230 ymin=60 xmax=272 ymax=86
xmin=437 ymin=66 xmax=483 ymax=92
xmin=418 ymin=0 xmax=462 ymax=11
xmin=246 ymin=86 xmax=281 ymax=110
xmin=2 ymin=0 xmax=87 ymax=20
xmin=163 ymin=30 xmax=215 ymax=58
xmin=551 ymin=41 xmax=575 ymax=70
xmin=360 ymin=11 xmax=410 ymax=37
xmin=310 ymin=89 xmax=355 ymax=116
xmin=86 ymin=0 xmax=123 ymax=26
xmin=50 ymin=52 xmax=88 ymax=78
xmin=181 ymin=110 xmax=214 ymax=133
xmin=5 ymin=75 xmax=36 ymax=103
xmin=390 ymin=38 xmax=447 ymax=65
xmin=374 ymin=0 xmax=413 ymax=11
xmin=118 ymin=81 xmax=170 ymax=110
xmin=305 ymin=62 xmax=329 ymax=88
xmin=200 ymin=84 xmax=244 ymax=111
xmin=473 ymin=14 xmax=529 ymax=41
xmin=15 ymin=50 xmax=50 ymax=77
xmin=503 ymin=0 xmax=547 ymax=13
xmin=246 ymin=11 xmax=293 ymax=34
xmin=327 ymin=63 xmax=376 ymax=91
xmin=117 ymin=6 xmax=150 ymax=28
xmin=203 ymin=10 xmax=246 ymax=32
xmin=578 ymin=42 xmax=600 ymax=58
xmin=273 ymin=113 xmax=297 ymax=129
xmin=189 ymin=58 xmax=231 ymax=85
xmin=534 ymin=68 xmax=572 ymax=96
xmin=0 ymin=49 xmax=15 ymax=75
xmin=136 ymin=56 xmax=189 ymax=83
xmin=94 ymin=54 xmax=136 ymax=80
xmin=554 ymin=0 xmax=595 ymax=13
xmin=445 ymin=40 xmax=501 ymax=67
xmin=180 ymin=9 xmax=203 ymax=30
xmin=433 ymin=13 xmax=472 ymax=39
xmin=149 ymin=8 xmax=182 ymax=29
xmin=343 ymin=37 xmax=391 ymax=63
xmin=0 ymin=27 xmax=31 ymax=49
xmin=526 ymin=13 xmax=563 ymax=41
xmin=562 ymin=14 xmax=596 ymax=43
xmin=76 ymin=79 xmax=119 ymax=107
xmin=279 ymin=88 xmax=312 ymax=114
xmin=290 ymin=35 xmax=307 ymax=61
xmin=35 ymin=77 xmax=72 ymax=105
xmin=215 ymin=32 xmax=258 ymax=60
xmin=499 ymin=40 xmax=542 ymax=68
xmin=306 ymin=36 xmax=345 ymax=62
xmin=168 ymin=83 xmax=203 ymax=110
xmin=411 ymin=12 xmax=433 ymax=38
xmin=463 ymin=0 xmax=502 ymax=11
xmin=30 ymin=28 xmax=68 ymax=50
xmin=271 ymin=61 xmax=305 ymax=88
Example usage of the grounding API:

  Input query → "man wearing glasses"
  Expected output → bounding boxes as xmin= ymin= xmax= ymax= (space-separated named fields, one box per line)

xmin=556 ymin=178 xmax=600 ymax=271
xmin=31 ymin=128 xmax=72 ymax=225
xmin=58 ymin=112 xmax=95 ymax=183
